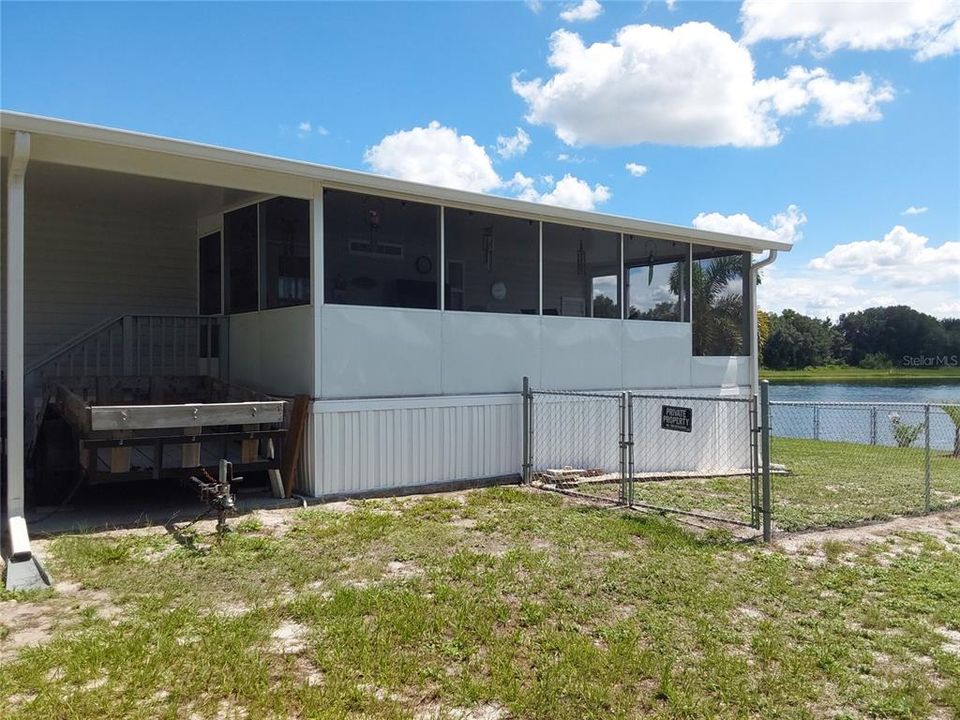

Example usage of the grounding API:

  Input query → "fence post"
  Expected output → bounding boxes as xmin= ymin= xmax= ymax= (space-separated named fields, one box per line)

xmin=870 ymin=406 xmax=877 ymax=445
xmin=522 ymin=376 xmax=531 ymax=484
xmin=760 ymin=380 xmax=772 ymax=542
xmin=626 ymin=391 xmax=634 ymax=507
xmin=813 ymin=405 xmax=820 ymax=441
xmin=924 ymin=404 xmax=931 ymax=513
xmin=618 ymin=391 xmax=628 ymax=505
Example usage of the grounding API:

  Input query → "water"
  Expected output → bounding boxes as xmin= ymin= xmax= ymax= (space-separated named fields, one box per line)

xmin=768 ymin=379 xmax=960 ymax=451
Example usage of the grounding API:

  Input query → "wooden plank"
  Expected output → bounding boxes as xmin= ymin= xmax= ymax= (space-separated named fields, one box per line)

xmin=281 ymin=394 xmax=311 ymax=498
xmin=109 ymin=431 xmax=131 ymax=473
xmin=89 ymin=400 xmax=285 ymax=431
xmin=181 ymin=425 xmax=201 ymax=468
xmin=240 ymin=424 xmax=259 ymax=464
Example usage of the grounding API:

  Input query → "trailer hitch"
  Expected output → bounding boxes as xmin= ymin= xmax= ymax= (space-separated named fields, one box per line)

xmin=186 ymin=459 xmax=241 ymax=534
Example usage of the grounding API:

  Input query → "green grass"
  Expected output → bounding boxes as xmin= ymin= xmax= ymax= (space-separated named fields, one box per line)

xmin=568 ymin=437 xmax=960 ymax=532
xmin=761 ymin=366 xmax=960 ymax=381
xmin=3 ymin=488 xmax=960 ymax=719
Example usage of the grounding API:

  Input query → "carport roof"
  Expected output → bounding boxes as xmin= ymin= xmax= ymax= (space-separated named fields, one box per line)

xmin=1 ymin=110 xmax=792 ymax=253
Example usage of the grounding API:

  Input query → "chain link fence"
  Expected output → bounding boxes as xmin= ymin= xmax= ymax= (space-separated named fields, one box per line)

xmin=769 ymin=400 xmax=960 ymax=531
xmin=522 ymin=378 xmax=767 ymax=534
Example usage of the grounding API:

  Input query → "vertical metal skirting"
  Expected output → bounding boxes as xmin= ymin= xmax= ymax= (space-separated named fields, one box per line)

xmin=760 ymin=380 xmax=772 ymax=542
xmin=924 ymin=404 xmax=931 ymax=513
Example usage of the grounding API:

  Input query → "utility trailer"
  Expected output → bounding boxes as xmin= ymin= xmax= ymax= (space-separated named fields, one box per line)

xmin=31 ymin=376 xmax=288 ymax=504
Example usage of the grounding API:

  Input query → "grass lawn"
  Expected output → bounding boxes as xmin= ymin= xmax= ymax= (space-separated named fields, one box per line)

xmin=761 ymin=366 xmax=960 ymax=382
xmin=561 ymin=437 xmax=960 ymax=533
xmin=2 ymin=488 xmax=960 ymax=719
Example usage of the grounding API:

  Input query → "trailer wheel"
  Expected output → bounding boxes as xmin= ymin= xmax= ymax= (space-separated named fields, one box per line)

xmin=33 ymin=411 xmax=80 ymax=506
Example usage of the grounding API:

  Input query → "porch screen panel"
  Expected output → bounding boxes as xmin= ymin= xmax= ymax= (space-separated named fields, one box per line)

xmin=443 ymin=208 xmax=539 ymax=314
xmin=259 ymin=197 xmax=310 ymax=309
xmin=224 ymin=204 xmax=259 ymax=313
xmin=323 ymin=189 xmax=440 ymax=309
xmin=542 ymin=223 xmax=620 ymax=318
xmin=198 ymin=231 xmax=222 ymax=315
xmin=623 ymin=236 xmax=690 ymax=322
xmin=691 ymin=246 xmax=750 ymax=356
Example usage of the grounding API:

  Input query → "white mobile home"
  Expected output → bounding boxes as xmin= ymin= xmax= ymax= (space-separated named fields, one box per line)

xmin=1 ymin=112 xmax=788 ymax=528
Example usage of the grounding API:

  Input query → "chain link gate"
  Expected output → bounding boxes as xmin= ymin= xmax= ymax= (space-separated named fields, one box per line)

xmin=522 ymin=377 xmax=772 ymax=538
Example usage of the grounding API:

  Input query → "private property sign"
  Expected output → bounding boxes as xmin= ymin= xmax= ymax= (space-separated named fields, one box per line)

xmin=661 ymin=405 xmax=692 ymax=433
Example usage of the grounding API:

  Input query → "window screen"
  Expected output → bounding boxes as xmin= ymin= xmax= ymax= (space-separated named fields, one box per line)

xmin=624 ymin=236 xmax=690 ymax=322
xmin=259 ymin=197 xmax=310 ymax=309
xmin=323 ymin=189 xmax=440 ymax=309
xmin=443 ymin=208 xmax=539 ymax=314
xmin=223 ymin=204 xmax=259 ymax=313
xmin=691 ymin=246 xmax=750 ymax=356
xmin=542 ymin=223 xmax=620 ymax=318
xmin=198 ymin=231 xmax=222 ymax=315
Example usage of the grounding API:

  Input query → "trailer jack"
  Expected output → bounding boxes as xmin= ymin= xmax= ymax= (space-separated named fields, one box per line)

xmin=185 ymin=459 xmax=240 ymax=534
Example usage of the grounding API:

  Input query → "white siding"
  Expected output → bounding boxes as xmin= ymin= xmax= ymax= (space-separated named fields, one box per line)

xmin=229 ymin=305 xmax=314 ymax=396
xmin=1 ymin=174 xmax=197 ymax=370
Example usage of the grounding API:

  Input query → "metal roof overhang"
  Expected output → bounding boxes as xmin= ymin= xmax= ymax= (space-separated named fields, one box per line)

xmin=1 ymin=110 xmax=792 ymax=254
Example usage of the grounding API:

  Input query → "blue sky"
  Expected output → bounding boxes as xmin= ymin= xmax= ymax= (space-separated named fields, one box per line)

xmin=2 ymin=1 xmax=958 ymax=318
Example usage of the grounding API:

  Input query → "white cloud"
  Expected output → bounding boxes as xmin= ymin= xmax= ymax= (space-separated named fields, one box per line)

xmin=625 ymin=162 xmax=648 ymax=177
xmin=740 ymin=0 xmax=960 ymax=61
xmin=902 ymin=205 xmax=929 ymax=215
xmin=692 ymin=204 xmax=807 ymax=244
xmin=295 ymin=121 xmax=328 ymax=139
xmin=560 ymin=0 xmax=603 ymax=23
xmin=495 ymin=127 xmax=532 ymax=159
xmin=512 ymin=23 xmax=894 ymax=148
xmin=666 ymin=0 xmax=678 ymax=10
xmin=524 ymin=0 xmax=543 ymax=14
xmin=761 ymin=225 xmax=959 ymax=321
xmin=518 ymin=173 xmax=612 ymax=211
xmin=808 ymin=225 xmax=960 ymax=287
xmin=365 ymin=122 xmax=611 ymax=210
xmin=364 ymin=121 xmax=501 ymax=192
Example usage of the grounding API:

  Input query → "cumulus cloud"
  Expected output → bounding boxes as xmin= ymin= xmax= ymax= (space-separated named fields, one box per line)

xmin=365 ymin=122 xmax=611 ymax=210
xmin=625 ymin=162 xmax=648 ymax=177
xmin=901 ymin=205 xmax=929 ymax=215
xmin=495 ymin=127 xmax=532 ymax=159
xmin=364 ymin=121 xmax=501 ymax=192
xmin=692 ymin=204 xmax=807 ymax=244
xmin=759 ymin=226 xmax=959 ymax=322
xmin=560 ymin=0 xmax=603 ymax=22
xmin=512 ymin=23 xmax=894 ymax=148
xmin=524 ymin=0 xmax=543 ymax=14
xmin=740 ymin=0 xmax=960 ymax=61
xmin=808 ymin=225 xmax=960 ymax=287
xmin=517 ymin=173 xmax=612 ymax=211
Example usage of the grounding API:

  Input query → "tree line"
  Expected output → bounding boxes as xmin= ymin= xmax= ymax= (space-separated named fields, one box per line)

xmin=760 ymin=305 xmax=960 ymax=370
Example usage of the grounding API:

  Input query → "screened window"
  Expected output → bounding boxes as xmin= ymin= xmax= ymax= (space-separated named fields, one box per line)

xmin=198 ymin=231 xmax=222 ymax=315
xmin=223 ymin=205 xmax=259 ymax=313
xmin=259 ymin=197 xmax=310 ymax=309
xmin=323 ymin=189 xmax=440 ymax=309
xmin=443 ymin=208 xmax=539 ymax=314
xmin=623 ymin=236 xmax=690 ymax=322
xmin=691 ymin=246 xmax=750 ymax=356
xmin=542 ymin=223 xmax=620 ymax=318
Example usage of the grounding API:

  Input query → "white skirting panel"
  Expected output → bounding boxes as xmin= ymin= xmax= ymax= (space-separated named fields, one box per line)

xmin=303 ymin=394 xmax=522 ymax=497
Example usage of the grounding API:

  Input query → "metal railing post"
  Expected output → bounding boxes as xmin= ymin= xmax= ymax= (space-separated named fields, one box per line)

xmin=522 ymin=376 xmax=531 ymax=484
xmin=924 ymin=404 xmax=931 ymax=513
xmin=626 ymin=391 xmax=634 ymax=507
xmin=760 ymin=380 xmax=772 ymax=542
xmin=620 ymin=392 xmax=627 ymax=505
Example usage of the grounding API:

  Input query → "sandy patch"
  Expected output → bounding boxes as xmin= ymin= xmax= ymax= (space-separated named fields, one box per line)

xmin=938 ymin=628 xmax=960 ymax=656
xmin=271 ymin=621 xmax=308 ymax=654
xmin=415 ymin=702 xmax=507 ymax=720
xmin=776 ymin=509 xmax=960 ymax=553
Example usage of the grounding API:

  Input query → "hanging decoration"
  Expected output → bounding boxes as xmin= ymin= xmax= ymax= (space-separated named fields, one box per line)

xmin=648 ymin=251 xmax=655 ymax=286
xmin=481 ymin=226 xmax=495 ymax=270
xmin=576 ymin=237 xmax=586 ymax=275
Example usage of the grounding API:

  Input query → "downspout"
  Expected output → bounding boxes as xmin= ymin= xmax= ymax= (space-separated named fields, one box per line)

xmin=749 ymin=249 xmax=778 ymax=397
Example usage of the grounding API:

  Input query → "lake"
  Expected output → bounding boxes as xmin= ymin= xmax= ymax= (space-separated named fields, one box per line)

xmin=767 ymin=380 xmax=960 ymax=451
